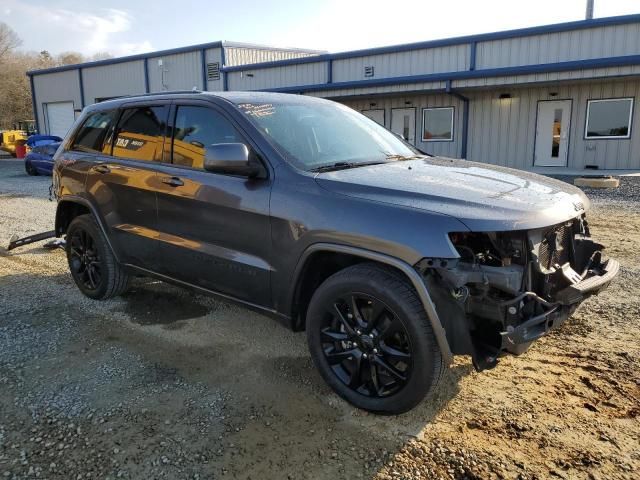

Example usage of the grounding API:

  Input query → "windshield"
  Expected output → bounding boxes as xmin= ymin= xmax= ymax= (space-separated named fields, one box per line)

xmin=236 ymin=100 xmax=421 ymax=171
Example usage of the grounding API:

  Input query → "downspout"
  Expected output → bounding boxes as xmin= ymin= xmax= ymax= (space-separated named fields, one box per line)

xmin=220 ymin=45 xmax=228 ymax=91
xmin=143 ymin=58 xmax=150 ymax=93
xmin=78 ymin=68 xmax=85 ymax=108
xmin=28 ymin=73 xmax=40 ymax=133
xmin=200 ymin=48 xmax=208 ymax=91
xmin=446 ymin=79 xmax=469 ymax=159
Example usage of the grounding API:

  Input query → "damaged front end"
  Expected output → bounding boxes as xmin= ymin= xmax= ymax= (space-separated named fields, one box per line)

xmin=417 ymin=214 xmax=619 ymax=371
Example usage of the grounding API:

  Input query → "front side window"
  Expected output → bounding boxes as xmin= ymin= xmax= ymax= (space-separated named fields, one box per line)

xmin=113 ymin=106 xmax=167 ymax=161
xmin=422 ymin=107 xmax=454 ymax=142
xmin=72 ymin=110 xmax=118 ymax=154
xmin=585 ymin=98 xmax=634 ymax=139
xmin=236 ymin=100 xmax=419 ymax=171
xmin=172 ymin=106 xmax=242 ymax=169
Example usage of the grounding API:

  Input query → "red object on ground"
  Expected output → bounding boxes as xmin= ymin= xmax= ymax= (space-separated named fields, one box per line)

xmin=15 ymin=144 xmax=27 ymax=159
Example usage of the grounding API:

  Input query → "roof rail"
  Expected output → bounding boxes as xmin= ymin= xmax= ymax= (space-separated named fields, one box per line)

xmin=116 ymin=90 xmax=205 ymax=100
xmin=136 ymin=90 xmax=203 ymax=96
xmin=88 ymin=90 xmax=206 ymax=106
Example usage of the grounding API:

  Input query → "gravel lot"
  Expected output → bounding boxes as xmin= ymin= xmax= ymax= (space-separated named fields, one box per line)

xmin=1 ymin=157 xmax=638 ymax=479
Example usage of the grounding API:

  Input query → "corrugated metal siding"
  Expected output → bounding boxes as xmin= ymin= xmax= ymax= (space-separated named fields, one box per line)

xmin=332 ymin=45 xmax=468 ymax=83
xmin=340 ymin=93 xmax=464 ymax=158
xmin=82 ymin=61 xmax=145 ymax=104
xmin=205 ymin=48 xmax=224 ymax=91
xmin=476 ymin=23 xmax=640 ymax=69
xmin=32 ymin=70 xmax=82 ymax=135
xmin=147 ymin=51 xmax=202 ymax=92
xmin=467 ymin=90 xmax=537 ymax=169
xmin=224 ymin=47 xmax=319 ymax=66
xmin=466 ymin=79 xmax=640 ymax=169
xmin=454 ymin=65 xmax=640 ymax=88
xmin=227 ymin=62 xmax=327 ymax=91
xmin=305 ymin=81 xmax=447 ymax=98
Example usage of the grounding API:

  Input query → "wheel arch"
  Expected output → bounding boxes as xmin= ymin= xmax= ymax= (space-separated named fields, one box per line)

xmin=55 ymin=196 xmax=120 ymax=263
xmin=289 ymin=243 xmax=453 ymax=364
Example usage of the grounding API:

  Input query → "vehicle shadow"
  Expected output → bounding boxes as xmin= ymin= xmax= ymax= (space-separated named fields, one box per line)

xmin=0 ymin=270 xmax=475 ymax=479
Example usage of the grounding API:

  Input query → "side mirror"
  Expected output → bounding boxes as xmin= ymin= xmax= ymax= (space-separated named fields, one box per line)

xmin=203 ymin=143 xmax=261 ymax=177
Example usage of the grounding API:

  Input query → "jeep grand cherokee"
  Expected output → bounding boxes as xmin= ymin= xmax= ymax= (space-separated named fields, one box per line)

xmin=52 ymin=91 xmax=618 ymax=413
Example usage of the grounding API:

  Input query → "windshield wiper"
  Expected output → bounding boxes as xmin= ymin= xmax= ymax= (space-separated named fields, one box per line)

xmin=310 ymin=161 xmax=387 ymax=173
xmin=383 ymin=153 xmax=423 ymax=161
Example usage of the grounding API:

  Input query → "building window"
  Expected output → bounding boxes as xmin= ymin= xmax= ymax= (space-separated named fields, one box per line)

xmin=422 ymin=107 xmax=454 ymax=142
xmin=585 ymin=98 xmax=634 ymax=139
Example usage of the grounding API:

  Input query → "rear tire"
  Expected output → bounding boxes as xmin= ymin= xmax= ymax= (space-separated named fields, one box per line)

xmin=66 ymin=214 xmax=129 ymax=300
xmin=306 ymin=263 xmax=444 ymax=414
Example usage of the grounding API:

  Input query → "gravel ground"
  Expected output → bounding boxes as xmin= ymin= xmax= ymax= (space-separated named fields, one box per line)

xmin=553 ymin=175 xmax=640 ymax=213
xmin=0 ymin=158 xmax=638 ymax=479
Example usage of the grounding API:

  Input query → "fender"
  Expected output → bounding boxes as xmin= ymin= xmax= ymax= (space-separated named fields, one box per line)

xmin=290 ymin=242 xmax=453 ymax=364
xmin=55 ymin=195 xmax=120 ymax=263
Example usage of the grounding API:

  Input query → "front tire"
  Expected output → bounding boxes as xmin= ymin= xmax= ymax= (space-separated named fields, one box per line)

xmin=66 ymin=214 xmax=129 ymax=300
xmin=306 ymin=263 xmax=444 ymax=414
xmin=25 ymin=161 xmax=38 ymax=176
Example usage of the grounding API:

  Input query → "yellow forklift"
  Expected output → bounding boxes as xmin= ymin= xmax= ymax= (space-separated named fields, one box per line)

xmin=0 ymin=120 xmax=36 ymax=156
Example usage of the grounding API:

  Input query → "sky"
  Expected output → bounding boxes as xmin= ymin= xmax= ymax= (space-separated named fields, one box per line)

xmin=2 ymin=0 xmax=640 ymax=57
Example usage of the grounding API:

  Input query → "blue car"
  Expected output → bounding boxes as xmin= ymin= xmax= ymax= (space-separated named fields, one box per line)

xmin=24 ymin=141 xmax=61 ymax=176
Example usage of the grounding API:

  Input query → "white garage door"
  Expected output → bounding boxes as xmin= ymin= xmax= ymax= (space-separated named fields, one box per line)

xmin=45 ymin=102 xmax=75 ymax=138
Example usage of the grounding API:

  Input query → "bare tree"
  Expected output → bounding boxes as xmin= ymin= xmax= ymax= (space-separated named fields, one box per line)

xmin=0 ymin=22 xmax=22 ymax=60
xmin=91 ymin=52 xmax=113 ymax=61
xmin=0 ymin=53 xmax=38 ymax=128
xmin=57 ymin=51 xmax=85 ymax=66
xmin=0 ymin=23 xmax=112 ymax=129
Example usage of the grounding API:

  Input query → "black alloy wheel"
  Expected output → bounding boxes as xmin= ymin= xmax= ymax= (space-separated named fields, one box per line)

xmin=68 ymin=228 xmax=102 ymax=291
xmin=306 ymin=263 xmax=444 ymax=414
xmin=320 ymin=293 xmax=412 ymax=398
xmin=65 ymin=214 xmax=129 ymax=300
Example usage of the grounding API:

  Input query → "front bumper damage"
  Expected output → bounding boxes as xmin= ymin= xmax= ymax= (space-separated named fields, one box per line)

xmin=417 ymin=214 xmax=618 ymax=371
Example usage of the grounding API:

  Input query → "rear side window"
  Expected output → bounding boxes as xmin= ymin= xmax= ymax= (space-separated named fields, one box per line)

xmin=72 ymin=110 xmax=117 ymax=154
xmin=113 ymin=106 xmax=167 ymax=162
xmin=172 ymin=106 xmax=242 ymax=169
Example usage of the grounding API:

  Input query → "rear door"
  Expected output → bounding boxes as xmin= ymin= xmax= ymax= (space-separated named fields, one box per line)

xmin=154 ymin=100 xmax=273 ymax=307
xmin=83 ymin=101 xmax=169 ymax=266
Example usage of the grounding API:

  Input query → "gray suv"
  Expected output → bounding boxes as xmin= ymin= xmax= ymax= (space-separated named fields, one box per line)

xmin=52 ymin=91 xmax=618 ymax=413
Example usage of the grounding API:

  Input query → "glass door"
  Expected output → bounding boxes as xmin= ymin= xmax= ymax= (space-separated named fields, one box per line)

xmin=391 ymin=108 xmax=416 ymax=145
xmin=534 ymin=100 xmax=572 ymax=167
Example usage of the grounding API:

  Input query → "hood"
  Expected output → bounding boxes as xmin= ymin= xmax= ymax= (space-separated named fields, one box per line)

xmin=315 ymin=157 xmax=590 ymax=232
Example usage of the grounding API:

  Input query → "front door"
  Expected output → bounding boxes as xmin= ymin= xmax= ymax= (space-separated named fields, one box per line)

xmin=390 ymin=108 xmax=416 ymax=145
xmin=535 ymin=100 xmax=572 ymax=167
xmin=154 ymin=102 xmax=273 ymax=307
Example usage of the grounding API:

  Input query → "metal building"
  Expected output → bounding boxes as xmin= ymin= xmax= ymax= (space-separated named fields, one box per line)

xmin=27 ymin=42 xmax=324 ymax=138
xmin=28 ymin=14 xmax=640 ymax=171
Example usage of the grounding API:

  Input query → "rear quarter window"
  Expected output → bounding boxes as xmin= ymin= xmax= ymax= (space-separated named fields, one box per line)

xmin=71 ymin=110 xmax=118 ymax=154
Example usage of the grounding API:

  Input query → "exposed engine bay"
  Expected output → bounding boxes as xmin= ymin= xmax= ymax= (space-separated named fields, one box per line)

xmin=418 ymin=214 xmax=619 ymax=371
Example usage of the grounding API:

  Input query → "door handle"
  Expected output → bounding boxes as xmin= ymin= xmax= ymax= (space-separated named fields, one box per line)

xmin=92 ymin=164 xmax=111 ymax=174
xmin=161 ymin=176 xmax=184 ymax=187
